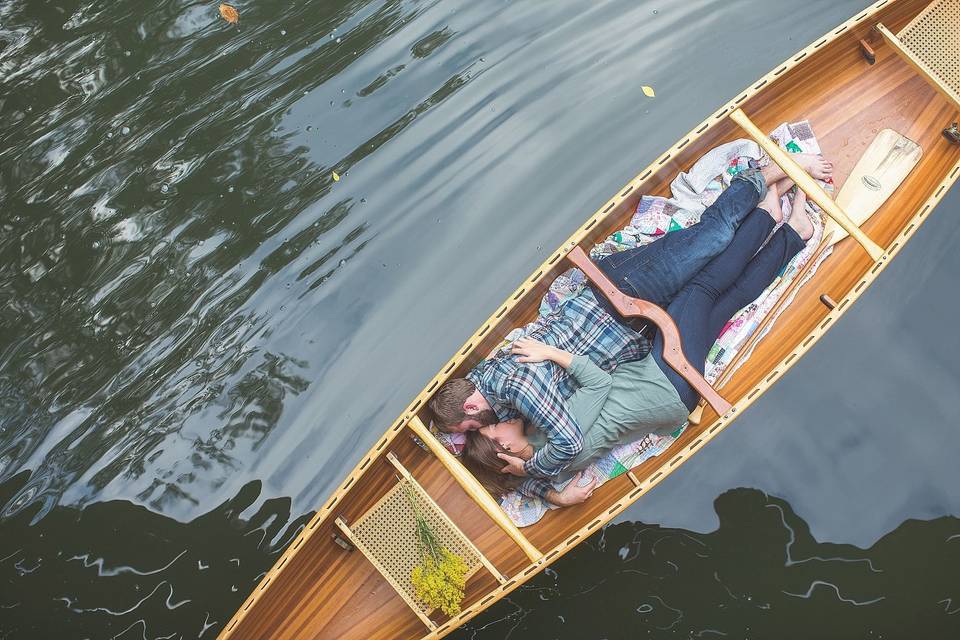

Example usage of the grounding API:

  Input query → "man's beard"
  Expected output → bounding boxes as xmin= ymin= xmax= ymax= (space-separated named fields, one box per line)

xmin=473 ymin=409 xmax=499 ymax=427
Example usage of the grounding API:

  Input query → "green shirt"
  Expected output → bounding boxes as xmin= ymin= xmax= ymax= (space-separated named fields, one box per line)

xmin=553 ymin=355 xmax=688 ymax=472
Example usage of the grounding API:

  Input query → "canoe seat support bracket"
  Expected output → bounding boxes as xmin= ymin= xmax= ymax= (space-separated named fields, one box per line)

xmin=331 ymin=532 xmax=354 ymax=551
xmin=944 ymin=123 xmax=960 ymax=145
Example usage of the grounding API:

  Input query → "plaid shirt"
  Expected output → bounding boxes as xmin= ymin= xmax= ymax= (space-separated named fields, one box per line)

xmin=467 ymin=291 xmax=650 ymax=499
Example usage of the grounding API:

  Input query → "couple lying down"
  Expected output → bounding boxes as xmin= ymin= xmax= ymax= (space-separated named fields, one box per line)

xmin=428 ymin=154 xmax=832 ymax=508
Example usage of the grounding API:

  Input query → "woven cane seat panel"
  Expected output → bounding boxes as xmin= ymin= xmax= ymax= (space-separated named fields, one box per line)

xmin=899 ymin=0 xmax=960 ymax=97
xmin=352 ymin=480 xmax=481 ymax=614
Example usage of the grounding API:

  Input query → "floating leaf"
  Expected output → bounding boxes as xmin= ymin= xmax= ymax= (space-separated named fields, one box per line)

xmin=332 ymin=171 xmax=340 ymax=182
xmin=641 ymin=85 xmax=655 ymax=98
xmin=219 ymin=3 xmax=239 ymax=24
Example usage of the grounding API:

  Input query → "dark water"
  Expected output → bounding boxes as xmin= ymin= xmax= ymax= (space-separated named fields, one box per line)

xmin=2 ymin=0 xmax=958 ymax=637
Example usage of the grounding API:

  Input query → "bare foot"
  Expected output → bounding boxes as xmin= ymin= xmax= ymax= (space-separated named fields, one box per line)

xmin=775 ymin=178 xmax=795 ymax=221
xmin=787 ymin=189 xmax=814 ymax=240
xmin=758 ymin=182 xmax=783 ymax=223
xmin=795 ymin=153 xmax=833 ymax=180
xmin=760 ymin=153 xmax=834 ymax=183
xmin=776 ymin=177 xmax=795 ymax=195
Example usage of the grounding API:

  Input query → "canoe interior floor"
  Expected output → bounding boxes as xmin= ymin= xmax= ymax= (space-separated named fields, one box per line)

xmin=227 ymin=0 xmax=960 ymax=637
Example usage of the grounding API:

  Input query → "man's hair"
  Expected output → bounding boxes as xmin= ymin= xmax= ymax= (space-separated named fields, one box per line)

xmin=428 ymin=378 xmax=476 ymax=431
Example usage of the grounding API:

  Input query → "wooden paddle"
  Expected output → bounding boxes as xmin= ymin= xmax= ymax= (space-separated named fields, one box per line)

xmin=827 ymin=129 xmax=922 ymax=246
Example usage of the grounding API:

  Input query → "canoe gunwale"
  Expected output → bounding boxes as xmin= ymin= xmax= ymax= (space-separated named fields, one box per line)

xmin=218 ymin=0 xmax=960 ymax=637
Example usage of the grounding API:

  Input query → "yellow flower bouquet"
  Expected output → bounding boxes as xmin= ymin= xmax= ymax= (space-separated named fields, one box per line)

xmin=404 ymin=484 xmax=468 ymax=616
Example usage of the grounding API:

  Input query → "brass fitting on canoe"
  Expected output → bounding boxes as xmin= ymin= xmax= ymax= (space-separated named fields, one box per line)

xmin=331 ymin=532 xmax=355 ymax=551
xmin=944 ymin=123 xmax=960 ymax=145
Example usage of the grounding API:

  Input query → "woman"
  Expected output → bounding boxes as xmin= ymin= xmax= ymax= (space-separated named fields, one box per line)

xmin=463 ymin=180 xmax=814 ymax=507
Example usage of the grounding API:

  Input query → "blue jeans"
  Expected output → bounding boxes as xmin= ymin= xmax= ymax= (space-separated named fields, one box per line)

xmin=653 ymin=209 xmax=806 ymax=410
xmin=592 ymin=174 xmax=804 ymax=410
xmin=594 ymin=176 xmax=766 ymax=309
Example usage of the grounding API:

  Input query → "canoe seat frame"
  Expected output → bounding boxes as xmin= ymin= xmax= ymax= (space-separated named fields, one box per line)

xmin=876 ymin=0 xmax=960 ymax=113
xmin=335 ymin=452 xmax=506 ymax=632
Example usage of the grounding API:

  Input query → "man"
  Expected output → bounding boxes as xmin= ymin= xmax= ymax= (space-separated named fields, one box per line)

xmin=429 ymin=154 xmax=833 ymax=500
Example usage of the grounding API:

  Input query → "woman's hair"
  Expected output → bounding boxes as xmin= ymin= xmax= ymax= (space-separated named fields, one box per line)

xmin=461 ymin=431 xmax=524 ymax=498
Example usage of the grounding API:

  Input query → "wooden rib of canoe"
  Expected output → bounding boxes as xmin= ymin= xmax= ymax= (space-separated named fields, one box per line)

xmin=219 ymin=0 xmax=960 ymax=637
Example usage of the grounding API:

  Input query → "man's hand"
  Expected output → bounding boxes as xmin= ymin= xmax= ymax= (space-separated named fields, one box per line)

xmin=510 ymin=337 xmax=572 ymax=368
xmin=551 ymin=472 xmax=597 ymax=506
xmin=496 ymin=452 xmax=528 ymax=477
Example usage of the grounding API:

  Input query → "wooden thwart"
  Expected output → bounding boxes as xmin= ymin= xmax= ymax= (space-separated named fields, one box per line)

xmin=729 ymin=108 xmax=886 ymax=261
xmin=565 ymin=246 xmax=732 ymax=417
xmin=406 ymin=416 xmax=543 ymax=562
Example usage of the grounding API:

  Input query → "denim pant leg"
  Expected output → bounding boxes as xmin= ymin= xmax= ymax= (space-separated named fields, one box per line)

xmin=705 ymin=225 xmax=807 ymax=338
xmin=685 ymin=208 xmax=776 ymax=298
xmin=595 ymin=177 xmax=764 ymax=310
xmin=652 ymin=285 xmax=714 ymax=412
xmin=650 ymin=206 xmax=780 ymax=412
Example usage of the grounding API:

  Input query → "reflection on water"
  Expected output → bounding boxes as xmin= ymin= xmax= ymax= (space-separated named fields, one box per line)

xmin=455 ymin=489 xmax=960 ymax=639
xmin=1 ymin=0 xmax=477 ymax=523
xmin=2 ymin=480 xmax=957 ymax=638
xmin=2 ymin=0 xmax=959 ymax=636
xmin=0 ymin=472 xmax=302 ymax=638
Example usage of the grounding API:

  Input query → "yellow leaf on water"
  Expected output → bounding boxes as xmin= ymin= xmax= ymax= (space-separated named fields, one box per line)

xmin=332 ymin=171 xmax=340 ymax=182
xmin=641 ymin=85 xmax=655 ymax=98
xmin=219 ymin=3 xmax=239 ymax=24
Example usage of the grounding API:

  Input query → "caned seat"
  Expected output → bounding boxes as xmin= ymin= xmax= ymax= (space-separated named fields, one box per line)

xmin=877 ymin=0 xmax=960 ymax=110
xmin=335 ymin=453 xmax=503 ymax=631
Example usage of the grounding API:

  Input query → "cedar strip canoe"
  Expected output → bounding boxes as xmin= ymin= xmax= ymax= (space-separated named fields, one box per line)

xmin=220 ymin=0 xmax=960 ymax=637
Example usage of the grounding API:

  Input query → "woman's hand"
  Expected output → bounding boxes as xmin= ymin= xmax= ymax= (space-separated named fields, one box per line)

xmin=496 ymin=452 xmax=528 ymax=477
xmin=511 ymin=337 xmax=572 ymax=368
xmin=552 ymin=473 xmax=598 ymax=506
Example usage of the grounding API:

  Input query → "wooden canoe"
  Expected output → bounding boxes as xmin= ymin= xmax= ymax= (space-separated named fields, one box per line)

xmin=219 ymin=0 xmax=960 ymax=637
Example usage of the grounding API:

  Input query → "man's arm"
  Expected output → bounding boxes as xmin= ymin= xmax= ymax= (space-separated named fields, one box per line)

xmin=502 ymin=367 xmax=584 ymax=485
xmin=517 ymin=476 xmax=553 ymax=501
xmin=511 ymin=338 xmax=612 ymax=440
